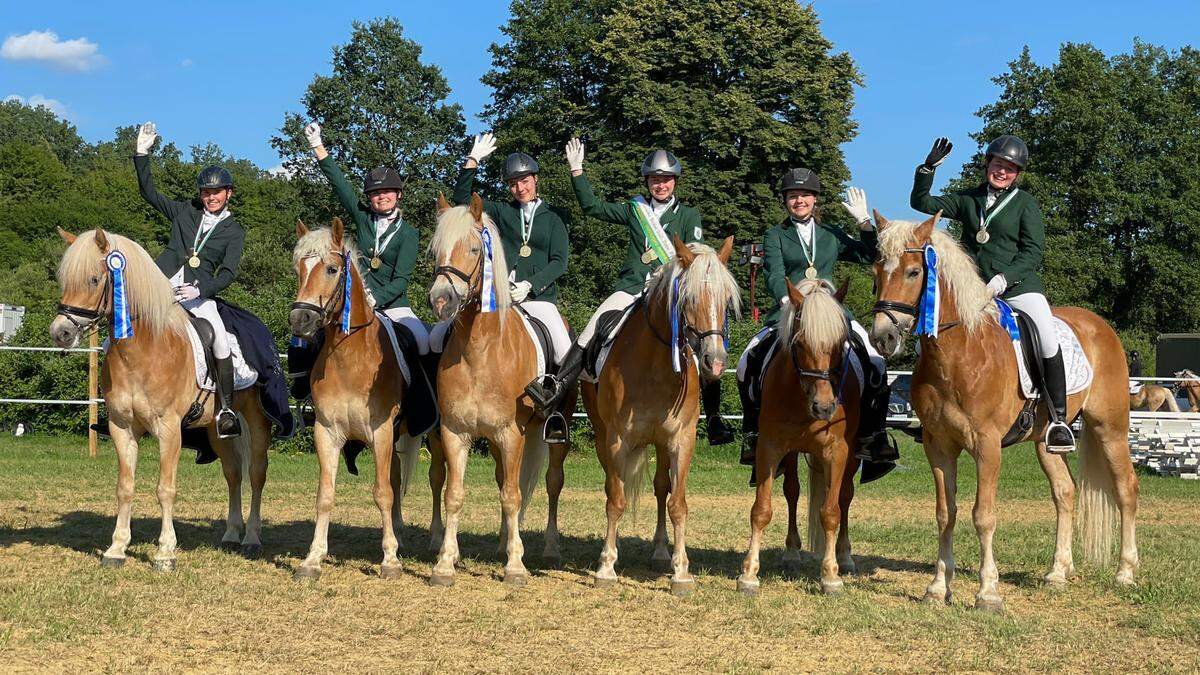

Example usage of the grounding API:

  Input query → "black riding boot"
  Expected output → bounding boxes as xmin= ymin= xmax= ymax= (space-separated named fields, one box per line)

xmin=537 ymin=343 xmax=585 ymax=443
xmin=702 ymin=378 xmax=734 ymax=445
xmin=214 ymin=356 xmax=242 ymax=439
xmin=1043 ymin=349 xmax=1075 ymax=454
xmin=404 ymin=347 xmax=439 ymax=437
xmin=849 ymin=337 xmax=898 ymax=484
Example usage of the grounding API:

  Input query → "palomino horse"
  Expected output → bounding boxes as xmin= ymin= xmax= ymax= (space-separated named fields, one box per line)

xmin=427 ymin=193 xmax=572 ymax=587
xmin=288 ymin=219 xmax=421 ymax=581
xmin=583 ymin=236 xmax=738 ymax=596
xmin=1129 ymin=383 xmax=1180 ymax=412
xmin=50 ymin=229 xmax=272 ymax=569
xmin=1172 ymin=370 xmax=1199 ymax=411
xmin=737 ymin=279 xmax=861 ymax=596
xmin=869 ymin=212 xmax=1138 ymax=611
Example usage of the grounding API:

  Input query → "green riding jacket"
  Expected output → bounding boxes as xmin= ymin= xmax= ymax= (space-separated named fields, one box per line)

xmin=762 ymin=217 xmax=876 ymax=325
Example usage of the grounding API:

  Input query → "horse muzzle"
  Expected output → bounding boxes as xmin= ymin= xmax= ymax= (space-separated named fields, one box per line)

xmin=810 ymin=398 xmax=837 ymax=421
xmin=870 ymin=314 xmax=909 ymax=359
xmin=700 ymin=345 xmax=727 ymax=382
xmin=289 ymin=304 xmax=322 ymax=340
xmin=48 ymin=314 xmax=80 ymax=349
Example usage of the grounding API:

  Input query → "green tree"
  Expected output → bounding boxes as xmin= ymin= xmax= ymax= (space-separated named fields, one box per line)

xmin=956 ymin=42 xmax=1200 ymax=339
xmin=0 ymin=99 xmax=85 ymax=165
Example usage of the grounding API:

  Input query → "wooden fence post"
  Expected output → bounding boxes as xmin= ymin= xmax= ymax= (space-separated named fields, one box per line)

xmin=88 ymin=332 xmax=98 ymax=458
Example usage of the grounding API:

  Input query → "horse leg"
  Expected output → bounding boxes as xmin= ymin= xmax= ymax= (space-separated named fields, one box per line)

xmin=493 ymin=451 xmax=507 ymax=558
xmin=295 ymin=422 xmax=340 ymax=581
xmin=1035 ymin=440 xmax=1076 ymax=585
xmin=836 ymin=453 xmax=857 ymax=576
xmin=666 ymin=434 xmax=697 ymax=596
xmin=214 ymin=430 xmax=245 ymax=551
xmin=816 ymin=449 xmax=847 ymax=595
xmin=542 ymin=438 xmax=568 ymax=568
xmin=923 ymin=438 xmax=960 ymax=605
xmin=595 ymin=432 xmax=626 ymax=588
xmin=102 ymin=420 xmax=141 ymax=566
xmin=149 ymin=422 xmax=184 ymax=571
xmin=781 ymin=451 xmax=803 ymax=577
xmin=372 ymin=421 xmax=402 ymax=579
xmin=427 ymin=432 xmax=446 ymax=552
xmin=972 ymin=440 xmax=1004 ymax=612
xmin=392 ymin=433 xmax=422 ymax=548
xmin=738 ymin=436 xmax=781 ymax=595
xmin=497 ymin=427 xmax=529 ymax=586
xmin=241 ymin=403 xmax=269 ymax=558
xmin=650 ymin=456 xmax=672 ymax=574
xmin=430 ymin=427 xmax=470 ymax=586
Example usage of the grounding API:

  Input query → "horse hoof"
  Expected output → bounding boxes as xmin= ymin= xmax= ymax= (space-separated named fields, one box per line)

xmin=541 ymin=555 xmax=562 ymax=570
xmin=428 ymin=572 xmax=456 ymax=587
xmin=99 ymin=555 xmax=125 ymax=568
xmin=240 ymin=544 xmax=262 ymax=559
xmin=153 ymin=559 xmax=176 ymax=573
xmin=651 ymin=557 xmax=673 ymax=575
xmin=669 ymin=578 xmax=696 ymax=597
xmin=1043 ymin=575 xmax=1068 ymax=589
xmin=1116 ymin=570 xmax=1136 ymax=587
xmin=922 ymin=590 xmax=947 ymax=605
xmin=593 ymin=574 xmax=619 ymax=589
xmin=736 ymin=578 xmax=760 ymax=596
xmin=380 ymin=563 xmax=403 ymax=580
xmin=503 ymin=571 xmax=529 ymax=588
xmin=293 ymin=566 xmax=321 ymax=582
xmin=974 ymin=596 xmax=1004 ymax=613
xmin=820 ymin=579 xmax=844 ymax=596
xmin=219 ymin=541 xmax=240 ymax=553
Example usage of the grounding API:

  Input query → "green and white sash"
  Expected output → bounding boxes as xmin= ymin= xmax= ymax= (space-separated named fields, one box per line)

xmin=631 ymin=196 xmax=676 ymax=265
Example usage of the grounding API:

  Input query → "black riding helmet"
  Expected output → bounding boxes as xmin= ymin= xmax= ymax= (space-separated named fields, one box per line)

xmin=503 ymin=152 xmax=539 ymax=181
xmin=197 ymin=166 xmax=233 ymax=190
xmin=985 ymin=135 xmax=1029 ymax=169
xmin=777 ymin=167 xmax=822 ymax=195
xmin=641 ymin=149 xmax=682 ymax=177
xmin=363 ymin=167 xmax=404 ymax=193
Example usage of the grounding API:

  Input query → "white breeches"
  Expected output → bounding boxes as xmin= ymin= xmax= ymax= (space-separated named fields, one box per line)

xmin=520 ymin=300 xmax=572 ymax=364
xmin=383 ymin=306 xmax=429 ymax=355
xmin=181 ymin=298 xmax=230 ymax=359
xmin=578 ymin=291 xmax=637 ymax=347
xmin=736 ymin=326 xmax=774 ymax=381
xmin=1007 ymin=292 xmax=1057 ymax=358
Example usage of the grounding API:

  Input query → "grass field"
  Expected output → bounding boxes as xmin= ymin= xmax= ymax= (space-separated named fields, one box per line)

xmin=0 ymin=433 xmax=1197 ymax=672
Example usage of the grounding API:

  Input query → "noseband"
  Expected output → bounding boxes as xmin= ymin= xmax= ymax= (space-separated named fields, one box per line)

xmin=432 ymin=236 xmax=485 ymax=321
xmin=56 ymin=273 xmax=112 ymax=336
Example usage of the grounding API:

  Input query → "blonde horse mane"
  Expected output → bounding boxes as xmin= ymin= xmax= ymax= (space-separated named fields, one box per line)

xmin=292 ymin=226 xmax=374 ymax=311
xmin=778 ymin=279 xmax=847 ymax=354
xmin=428 ymin=204 xmax=512 ymax=312
xmin=646 ymin=242 xmax=741 ymax=319
xmin=58 ymin=230 xmax=186 ymax=336
xmin=876 ymin=219 xmax=998 ymax=332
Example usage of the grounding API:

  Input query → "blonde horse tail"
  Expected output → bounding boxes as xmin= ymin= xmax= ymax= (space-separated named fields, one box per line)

xmin=233 ymin=412 xmax=252 ymax=502
xmin=806 ymin=455 xmax=828 ymax=556
xmin=622 ymin=448 xmax=651 ymax=523
xmin=518 ymin=435 xmax=549 ymax=523
xmin=1077 ymin=422 xmax=1118 ymax=567
xmin=1164 ymin=388 xmax=1181 ymax=412
xmin=395 ymin=433 xmax=422 ymax=500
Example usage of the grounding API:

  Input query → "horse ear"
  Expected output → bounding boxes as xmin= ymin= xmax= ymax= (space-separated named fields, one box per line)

xmin=469 ymin=193 xmax=484 ymax=222
xmin=873 ymin=209 xmax=888 ymax=231
xmin=94 ymin=228 xmax=109 ymax=252
xmin=785 ymin=277 xmax=806 ymax=308
xmin=57 ymin=227 xmax=76 ymax=244
xmin=436 ymin=192 xmax=450 ymax=215
xmin=295 ymin=219 xmax=308 ymax=239
xmin=673 ymin=235 xmax=695 ymax=267
xmin=331 ymin=217 xmax=344 ymax=248
xmin=915 ymin=211 xmax=940 ymax=242
xmin=834 ymin=277 xmax=850 ymax=304
xmin=716 ymin=236 xmax=734 ymax=265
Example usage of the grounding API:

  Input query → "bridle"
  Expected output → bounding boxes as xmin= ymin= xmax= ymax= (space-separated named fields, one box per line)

xmin=642 ymin=279 xmax=729 ymax=362
xmin=431 ymin=232 xmax=486 ymax=323
xmin=56 ymin=272 xmax=112 ymax=339
xmin=870 ymin=245 xmax=961 ymax=334
xmin=291 ymin=251 xmax=375 ymax=332
xmin=787 ymin=316 xmax=850 ymax=404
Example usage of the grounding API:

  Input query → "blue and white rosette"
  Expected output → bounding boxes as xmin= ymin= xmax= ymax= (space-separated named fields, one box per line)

xmin=995 ymin=298 xmax=1021 ymax=343
xmin=480 ymin=226 xmax=497 ymax=313
xmin=669 ymin=275 xmax=683 ymax=373
xmin=914 ymin=245 xmax=940 ymax=338
xmin=106 ymin=251 xmax=133 ymax=339
xmin=339 ymin=250 xmax=352 ymax=332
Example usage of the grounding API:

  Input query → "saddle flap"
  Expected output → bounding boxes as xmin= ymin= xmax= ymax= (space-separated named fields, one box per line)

xmin=1015 ymin=311 xmax=1044 ymax=392
xmin=187 ymin=314 xmax=218 ymax=379
xmin=517 ymin=306 xmax=558 ymax=374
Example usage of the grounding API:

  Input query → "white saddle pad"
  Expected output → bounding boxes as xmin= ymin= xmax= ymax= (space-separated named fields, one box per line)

xmin=183 ymin=323 xmax=258 ymax=392
xmin=517 ymin=311 xmax=548 ymax=378
xmin=581 ymin=301 xmax=640 ymax=384
xmin=1014 ymin=316 xmax=1092 ymax=399
xmin=377 ymin=313 xmax=413 ymax=386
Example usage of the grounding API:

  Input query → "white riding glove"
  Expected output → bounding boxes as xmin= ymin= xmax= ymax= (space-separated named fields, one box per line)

xmin=565 ymin=137 xmax=585 ymax=173
xmin=468 ymin=132 xmax=497 ymax=163
xmin=841 ymin=187 xmax=872 ymax=229
xmin=174 ymin=283 xmax=200 ymax=302
xmin=303 ymin=122 xmax=323 ymax=150
xmin=779 ymin=296 xmax=791 ymax=307
xmin=135 ymin=122 xmax=157 ymax=155
xmin=986 ymin=274 xmax=1008 ymax=298
xmin=510 ymin=280 xmax=532 ymax=303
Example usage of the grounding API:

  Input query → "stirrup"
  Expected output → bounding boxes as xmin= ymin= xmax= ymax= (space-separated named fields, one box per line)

xmin=543 ymin=412 xmax=569 ymax=444
xmin=1044 ymin=421 xmax=1075 ymax=455
xmin=216 ymin=408 xmax=242 ymax=439
xmin=524 ymin=374 xmax=561 ymax=410
xmin=855 ymin=430 xmax=899 ymax=463
xmin=739 ymin=432 xmax=758 ymax=466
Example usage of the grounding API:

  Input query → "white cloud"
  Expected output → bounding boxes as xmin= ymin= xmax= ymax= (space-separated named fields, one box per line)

xmin=181 ymin=58 xmax=193 ymax=68
xmin=267 ymin=164 xmax=294 ymax=179
xmin=1 ymin=30 xmax=103 ymax=72
xmin=4 ymin=93 xmax=69 ymax=119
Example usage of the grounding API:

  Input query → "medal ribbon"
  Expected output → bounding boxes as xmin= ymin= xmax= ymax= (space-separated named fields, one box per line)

xmin=914 ymin=245 xmax=941 ymax=338
xmin=669 ymin=274 xmax=683 ymax=373
xmin=191 ymin=211 xmax=228 ymax=261
xmin=994 ymin=298 xmax=1021 ymax=342
xmin=631 ymin=196 xmax=676 ymax=265
xmin=976 ymin=188 xmax=1019 ymax=242
xmin=520 ymin=201 xmax=539 ymax=251
xmin=107 ymin=251 xmax=133 ymax=340
xmin=793 ymin=219 xmax=818 ymax=275
xmin=372 ymin=213 xmax=404 ymax=262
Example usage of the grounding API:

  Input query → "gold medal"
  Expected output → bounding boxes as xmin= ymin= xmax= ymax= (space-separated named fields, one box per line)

xmin=976 ymin=229 xmax=990 ymax=244
xmin=519 ymin=244 xmax=532 ymax=258
xmin=188 ymin=255 xmax=201 ymax=269
xmin=805 ymin=266 xmax=818 ymax=280
xmin=370 ymin=256 xmax=382 ymax=270
xmin=641 ymin=249 xmax=657 ymax=265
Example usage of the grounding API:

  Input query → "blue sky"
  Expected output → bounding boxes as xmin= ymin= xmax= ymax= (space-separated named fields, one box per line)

xmin=2 ymin=1 xmax=1197 ymax=220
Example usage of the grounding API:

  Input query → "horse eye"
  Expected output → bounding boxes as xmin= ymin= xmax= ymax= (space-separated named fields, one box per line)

xmin=326 ymin=265 xmax=339 ymax=275
xmin=89 ymin=276 xmax=100 ymax=286
xmin=906 ymin=268 xmax=921 ymax=279
xmin=470 ymin=246 xmax=481 ymax=255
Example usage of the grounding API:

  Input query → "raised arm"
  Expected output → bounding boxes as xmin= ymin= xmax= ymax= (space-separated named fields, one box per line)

xmin=566 ymin=137 xmax=634 ymax=225
xmin=835 ymin=186 xmax=878 ymax=263
xmin=306 ymin=122 xmax=364 ymax=226
xmin=909 ymin=137 xmax=971 ymax=221
xmin=132 ymin=122 xmax=187 ymax=220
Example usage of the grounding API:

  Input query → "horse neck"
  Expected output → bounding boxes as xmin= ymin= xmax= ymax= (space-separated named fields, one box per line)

xmin=106 ymin=317 xmax=191 ymax=384
xmin=915 ymin=276 xmax=997 ymax=378
xmin=320 ymin=274 xmax=384 ymax=363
